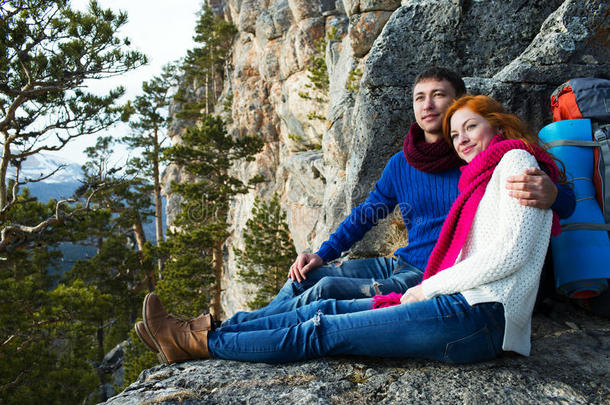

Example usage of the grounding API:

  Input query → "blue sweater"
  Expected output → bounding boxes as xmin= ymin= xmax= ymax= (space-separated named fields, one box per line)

xmin=316 ymin=151 xmax=575 ymax=270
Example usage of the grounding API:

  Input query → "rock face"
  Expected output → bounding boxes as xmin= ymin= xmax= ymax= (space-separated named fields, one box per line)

xmin=105 ymin=305 xmax=610 ymax=404
xmin=110 ymin=1 xmax=609 ymax=402
xmin=162 ymin=0 xmax=609 ymax=318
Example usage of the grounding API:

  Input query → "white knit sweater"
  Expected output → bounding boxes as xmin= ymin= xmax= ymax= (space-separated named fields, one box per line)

xmin=421 ymin=149 xmax=553 ymax=356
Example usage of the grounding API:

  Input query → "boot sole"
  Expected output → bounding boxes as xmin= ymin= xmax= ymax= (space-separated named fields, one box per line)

xmin=142 ymin=293 xmax=170 ymax=365
xmin=134 ymin=322 xmax=166 ymax=363
xmin=134 ymin=322 xmax=158 ymax=353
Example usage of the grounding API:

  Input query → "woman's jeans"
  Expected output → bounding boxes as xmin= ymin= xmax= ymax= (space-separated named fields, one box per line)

xmin=223 ymin=256 xmax=424 ymax=326
xmin=209 ymin=293 xmax=505 ymax=364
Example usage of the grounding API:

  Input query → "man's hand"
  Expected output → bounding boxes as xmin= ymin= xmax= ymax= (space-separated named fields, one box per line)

xmin=506 ymin=167 xmax=558 ymax=209
xmin=400 ymin=285 xmax=426 ymax=304
xmin=288 ymin=253 xmax=323 ymax=282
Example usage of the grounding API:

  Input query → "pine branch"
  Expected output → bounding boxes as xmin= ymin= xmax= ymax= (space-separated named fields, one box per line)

xmin=0 ymin=185 xmax=106 ymax=252
xmin=0 ymin=162 xmax=61 ymax=220
xmin=0 ymin=370 xmax=30 ymax=393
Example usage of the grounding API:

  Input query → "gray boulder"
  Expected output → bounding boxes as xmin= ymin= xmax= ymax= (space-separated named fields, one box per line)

xmin=105 ymin=304 xmax=609 ymax=404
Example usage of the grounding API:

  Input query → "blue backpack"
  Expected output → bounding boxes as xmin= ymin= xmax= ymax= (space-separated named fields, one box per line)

xmin=539 ymin=78 xmax=610 ymax=312
xmin=551 ymin=78 xmax=610 ymax=224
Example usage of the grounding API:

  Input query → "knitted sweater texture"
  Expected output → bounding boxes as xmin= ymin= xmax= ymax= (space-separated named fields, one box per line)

xmin=421 ymin=149 xmax=553 ymax=356
xmin=423 ymin=136 xmax=560 ymax=282
xmin=315 ymin=150 xmax=573 ymax=271
xmin=315 ymin=152 xmax=461 ymax=270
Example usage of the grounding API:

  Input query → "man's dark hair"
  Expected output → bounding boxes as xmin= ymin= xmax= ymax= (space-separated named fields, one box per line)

xmin=414 ymin=67 xmax=466 ymax=97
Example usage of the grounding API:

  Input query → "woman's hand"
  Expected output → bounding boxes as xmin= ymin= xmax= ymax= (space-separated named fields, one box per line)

xmin=400 ymin=285 xmax=426 ymax=304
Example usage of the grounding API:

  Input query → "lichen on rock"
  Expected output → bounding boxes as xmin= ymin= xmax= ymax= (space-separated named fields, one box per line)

xmin=106 ymin=304 xmax=609 ymax=404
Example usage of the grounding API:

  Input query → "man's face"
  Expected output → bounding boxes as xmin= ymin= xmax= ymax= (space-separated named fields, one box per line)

xmin=412 ymin=79 xmax=457 ymax=138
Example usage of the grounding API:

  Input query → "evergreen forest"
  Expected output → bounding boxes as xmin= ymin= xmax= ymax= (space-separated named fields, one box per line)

xmin=0 ymin=1 xmax=295 ymax=403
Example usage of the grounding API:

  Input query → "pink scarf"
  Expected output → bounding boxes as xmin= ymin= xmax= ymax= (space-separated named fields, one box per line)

xmin=373 ymin=135 xmax=561 ymax=309
xmin=422 ymin=134 xmax=561 ymax=281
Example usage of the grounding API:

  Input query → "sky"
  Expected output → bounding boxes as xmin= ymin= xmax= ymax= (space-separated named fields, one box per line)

xmin=52 ymin=0 xmax=203 ymax=164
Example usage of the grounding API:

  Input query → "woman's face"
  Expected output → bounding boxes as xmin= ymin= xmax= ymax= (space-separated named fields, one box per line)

xmin=449 ymin=108 xmax=497 ymax=162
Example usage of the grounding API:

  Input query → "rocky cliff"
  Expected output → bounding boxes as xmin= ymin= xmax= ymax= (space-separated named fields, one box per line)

xmin=165 ymin=0 xmax=608 ymax=317
xmin=106 ymin=302 xmax=610 ymax=404
xmin=104 ymin=1 xmax=609 ymax=403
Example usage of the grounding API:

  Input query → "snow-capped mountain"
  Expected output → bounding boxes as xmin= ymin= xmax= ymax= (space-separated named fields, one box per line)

xmin=5 ymin=152 xmax=164 ymax=244
xmin=7 ymin=152 xmax=82 ymax=184
xmin=6 ymin=153 xmax=83 ymax=201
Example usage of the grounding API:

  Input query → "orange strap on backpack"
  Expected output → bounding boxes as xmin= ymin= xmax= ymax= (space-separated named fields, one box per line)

xmin=551 ymin=82 xmax=604 ymax=211
xmin=551 ymin=85 xmax=584 ymax=121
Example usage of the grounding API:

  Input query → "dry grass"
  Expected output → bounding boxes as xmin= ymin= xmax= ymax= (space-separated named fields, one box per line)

xmin=381 ymin=209 xmax=409 ymax=256
xmin=143 ymin=390 xmax=201 ymax=404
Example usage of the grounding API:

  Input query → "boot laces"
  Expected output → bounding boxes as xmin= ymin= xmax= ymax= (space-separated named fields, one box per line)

xmin=167 ymin=313 xmax=191 ymax=328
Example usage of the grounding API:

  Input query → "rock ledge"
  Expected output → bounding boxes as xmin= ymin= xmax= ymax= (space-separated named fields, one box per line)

xmin=106 ymin=305 xmax=609 ymax=404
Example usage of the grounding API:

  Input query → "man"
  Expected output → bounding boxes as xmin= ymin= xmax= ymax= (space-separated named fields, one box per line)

xmin=220 ymin=67 xmax=575 ymax=326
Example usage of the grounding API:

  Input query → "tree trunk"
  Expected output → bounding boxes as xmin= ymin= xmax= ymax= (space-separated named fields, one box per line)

xmin=212 ymin=57 xmax=217 ymax=103
xmin=96 ymin=322 xmax=108 ymax=402
xmin=132 ymin=217 xmax=155 ymax=290
xmin=132 ymin=219 xmax=147 ymax=252
xmin=0 ymin=139 xmax=11 ymax=212
xmin=97 ymin=322 xmax=105 ymax=361
xmin=153 ymin=128 xmax=165 ymax=280
xmin=210 ymin=44 xmax=216 ymax=108
xmin=97 ymin=236 xmax=103 ymax=255
xmin=205 ymin=71 xmax=210 ymax=115
xmin=213 ymin=72 xmax=217 ymax=102
xmin=211 ymin=241 xmax=224 ymax=319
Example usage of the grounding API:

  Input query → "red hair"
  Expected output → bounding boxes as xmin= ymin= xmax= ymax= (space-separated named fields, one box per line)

xmin=443 ymin=95 xmax=567 ymax=182
xmin=442 ymin=95 xmax=539 ymax=147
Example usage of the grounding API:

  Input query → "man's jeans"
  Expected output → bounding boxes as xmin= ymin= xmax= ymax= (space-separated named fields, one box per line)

xmin=209 ymin=294 xmax=505 ymax=364
xmin=224 ymin=256 xmax=424 ymax=326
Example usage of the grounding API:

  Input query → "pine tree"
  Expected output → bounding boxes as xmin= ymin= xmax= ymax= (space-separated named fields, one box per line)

xmin=122 ymin=64 xmax=178 ymax=279
xmin=0 ymin=141 xmax=153 ymax=402
xmin=50 ymin=136 xmax=151 ymax=400
xmin=120 ymin=8 xmax=240 ymax=387
xmin=176 ymin=6 xmax=236 ymax=118
xmin=57 ymin=136 xmax=157 ymax=401
xmin=159 ymin=115 xmax=263 ymax=318
xmin=0 ymin=0 xmax=146 ymax=251
xmin=79 ymin=136 xmax=154 ymax=277
xmin=0 ymin=196 xmax=102 ymax=403
xmin=235 ymin=193 xmax=296 ymax=310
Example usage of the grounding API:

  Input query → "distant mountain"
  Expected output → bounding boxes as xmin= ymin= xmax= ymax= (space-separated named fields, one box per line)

xmin=7 ymin=152 xmax=83 ymax=201
xmin=6 ymin=153 xmax=166 ymax=279
xmin=6 ymin=152 xmax=165 ymax=242
xmin=15 ymin=153 xmax=82 ymax=184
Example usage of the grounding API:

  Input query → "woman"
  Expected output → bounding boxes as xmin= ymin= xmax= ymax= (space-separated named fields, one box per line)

xmin=138 ymin=95 xmax=564 ymax=365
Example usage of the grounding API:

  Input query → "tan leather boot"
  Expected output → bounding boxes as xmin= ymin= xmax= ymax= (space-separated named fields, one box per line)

xmin=135 ymin=320 xmax=170 ymax=364
xmin=135 ymin=312 xmax=216 ymax=353
xmin=134 ymin=321 xmax=158 ymax=352
xmin=142 ymin=293 xmax=211 ymax=364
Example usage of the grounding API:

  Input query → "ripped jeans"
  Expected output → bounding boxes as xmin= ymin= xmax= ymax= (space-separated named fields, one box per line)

xmin=208 ymin=294 xmax=506 ymax=364
xmin=223 ymin=256 xmax=423 ymax=326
